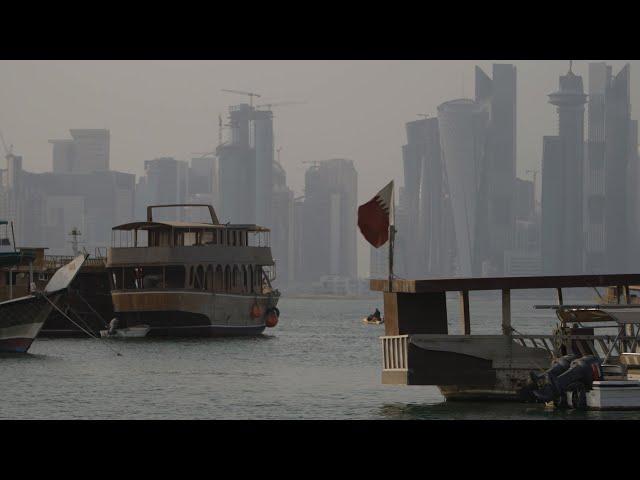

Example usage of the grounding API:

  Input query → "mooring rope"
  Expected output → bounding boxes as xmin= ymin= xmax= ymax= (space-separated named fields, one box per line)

xmin=38 ymin=292 xmax=122 ymax=357
xmin=73 ymin=290 xmax=109 ymax=328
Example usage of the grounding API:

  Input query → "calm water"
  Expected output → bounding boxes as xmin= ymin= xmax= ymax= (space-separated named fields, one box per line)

xmin=2 ymin=293 xmax=640 ymax=419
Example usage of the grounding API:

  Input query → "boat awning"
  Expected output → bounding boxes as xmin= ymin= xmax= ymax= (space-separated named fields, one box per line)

xmin=112 ymin=221 xmax=270 ymax=232
xmin=601 ymin=309 xmax=640 ymax=325
xmin=372 ymin=274 xmax=640 ymax=293
xmin=549 ymin=308 xmax=640 ymax=325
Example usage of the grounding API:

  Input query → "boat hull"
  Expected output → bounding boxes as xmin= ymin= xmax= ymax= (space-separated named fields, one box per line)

xmin=0 ymin=293 xmax=60 ymax=353
xmin=381 ymin=334 xmax=552 ymax=401
xmin=111 ymin=290 xmax=278 ymax=337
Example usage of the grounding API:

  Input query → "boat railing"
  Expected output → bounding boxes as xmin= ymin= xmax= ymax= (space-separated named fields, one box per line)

xmin=513 ymin=333 xmax=635 ymax=359
xmin=44 ymin=255 xmax=106 ymax=269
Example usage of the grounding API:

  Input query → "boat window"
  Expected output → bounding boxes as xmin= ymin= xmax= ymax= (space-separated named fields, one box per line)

xmin=111 ymin=271 xmax=120 ymax=290
xmin=232 ymin=265 xmax=240 ymax=292
xmin=227 ymin=231 xmax=231 ymax=246
xmin=247 ymin=266 xmax=253 ymax=294
xmin=201 ymin=231 xmax=215 ymax=245
xmin=205 ymin=265 xmax=213 ymax=290
xmin=189 ymin=266 xmax=194 ymax=287
xmin=242 ymin=266 xmax=247 ymax=293
xmin=215 ymin=265 xmax=223 ymax=291
xmin=156 ymin=230 xmax=171 ymax=247
xmin=140 ymin=267 xmax=163 ymax=289
xmin=255 ymin=266 xmax=263 ymax=292
xmin=224 ymin=266 xmax=231 ymax=292
xmin=123 ymin=267 xmax=143 ymax=290
xmin=183 ymin=231 xmax=197 ymax=247
xmin=195 ymin=265 xmax=205 ymax=289
xmin=166 ymin=266 xmax=186 ymax=289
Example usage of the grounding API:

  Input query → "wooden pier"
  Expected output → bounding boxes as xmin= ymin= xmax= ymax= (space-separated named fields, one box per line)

xmin=371 ymin=274 xmax=640 ymax=401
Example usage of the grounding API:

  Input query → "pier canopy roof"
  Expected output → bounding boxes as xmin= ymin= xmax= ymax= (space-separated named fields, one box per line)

xmin=371 ymin=274 xmax=640 ymax=293
xmin=112 ymin=221 xmax=270 ymax=232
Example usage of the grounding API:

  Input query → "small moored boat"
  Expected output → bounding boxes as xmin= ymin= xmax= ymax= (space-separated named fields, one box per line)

xmin=100 ymin=324 xmax=150 ymax=338
xmin=0 ymin=254 xmax=87 ymax=353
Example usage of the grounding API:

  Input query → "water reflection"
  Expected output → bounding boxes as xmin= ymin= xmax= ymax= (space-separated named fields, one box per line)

xmin=377 ymin=401 xmax=608 ymax=420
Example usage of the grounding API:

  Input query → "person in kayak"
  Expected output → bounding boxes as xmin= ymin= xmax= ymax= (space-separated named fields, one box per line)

xmin=368 ymin=308 xmax=382 ymax=322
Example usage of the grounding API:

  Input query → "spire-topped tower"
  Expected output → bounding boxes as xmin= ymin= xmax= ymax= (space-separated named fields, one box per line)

xmin=542 ymin=65 xmax=587 ymax=274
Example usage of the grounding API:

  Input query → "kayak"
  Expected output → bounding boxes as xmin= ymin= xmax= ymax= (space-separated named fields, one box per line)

xmin=362 ymin=317 xmax=384 ymax=325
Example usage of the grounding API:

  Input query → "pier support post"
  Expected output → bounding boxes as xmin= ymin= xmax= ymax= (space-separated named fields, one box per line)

xmin=383 ymin=291 xmax=448 ymax=336
xmin=556 ymin=288 xmax=563 ymax=306
xmin=459 ymin=290 xmax=470 ymax=335
xmin=502 ymin=289 xmax=511 ymax=335
xmin=624 ymin=285 xmax=631 ymax=304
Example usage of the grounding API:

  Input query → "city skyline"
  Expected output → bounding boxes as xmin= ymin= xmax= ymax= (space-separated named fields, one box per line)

xmin=1 ymin=60 xmax=640 ymax=277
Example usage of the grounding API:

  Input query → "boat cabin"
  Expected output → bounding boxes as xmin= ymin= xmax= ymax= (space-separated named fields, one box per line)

xmin=107 ymin=204 xmax=275 ymax=296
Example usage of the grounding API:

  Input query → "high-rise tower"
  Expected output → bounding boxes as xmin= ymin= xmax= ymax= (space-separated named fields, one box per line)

xmin=542 ymin=63 xmax=587 ymax=274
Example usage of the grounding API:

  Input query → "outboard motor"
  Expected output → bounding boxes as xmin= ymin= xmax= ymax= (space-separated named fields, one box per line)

xmin=532 ymin=355 xmax=602 ymax=407
xmin=530 ymin=354 xmax=579 ymax=385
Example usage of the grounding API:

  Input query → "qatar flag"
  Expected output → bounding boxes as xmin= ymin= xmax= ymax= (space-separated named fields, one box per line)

xmin=357 ymin=181 xmax=394 ymax=248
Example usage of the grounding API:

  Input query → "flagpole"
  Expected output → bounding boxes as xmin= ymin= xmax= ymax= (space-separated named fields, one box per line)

xmin=388 ymin=181 xmax=395 ymax=293
xmin=388 ymin=224 xmax=395 ymax=293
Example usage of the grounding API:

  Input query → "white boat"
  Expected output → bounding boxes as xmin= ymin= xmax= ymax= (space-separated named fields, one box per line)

xmin=565 ymin=380 xmax=640 ymax=410
xmin=100 ymin=325 xmax=150 ymax=338
xmin=530 ymin=306 xmax=640 ymax=410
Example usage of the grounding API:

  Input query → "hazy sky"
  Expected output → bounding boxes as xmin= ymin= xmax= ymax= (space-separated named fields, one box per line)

xmin=1 ymin=60 xmax=638 ymax=275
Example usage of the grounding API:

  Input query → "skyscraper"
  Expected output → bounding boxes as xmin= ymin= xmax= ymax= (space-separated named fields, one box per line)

xmin=217 ymin=104 xmax=256 ymax=224
xmin=49 ymin=129 xmax=110 ymax=174
xmin=135 ymin=157 xmax=189 ymax=222
xmin=271 ymin=160 xmax=295 ymax=285
xmin=437 ymin=98 xmax=489 ymax=276
xmin=584 ymin=62 xmax=609 ymax=272
xmin=400 ymin=117 xmax=448 ymax=278
xmin=254 ymin=109 xmax=274 ymax=229
xmin=475 ymin=64 xmax=517 ymax=274
xmin=604 ymin=64 xmax=631 ymax=273
xmin=216 ymin=103 xmax=277 ymax=227
xmin=541 ymin=64 xmax=587 ymax=274
xmin=299 ymin=159 xmax=357 ymax=283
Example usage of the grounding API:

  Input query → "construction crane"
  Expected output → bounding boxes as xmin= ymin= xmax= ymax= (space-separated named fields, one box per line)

xmin=255 ymin=100 xmax=307 ymax=111
xmin=191 ymin=151 xmax=216 ymax=159
xmin=221 ymin=89 xmax=262 ymax=108
xmin=0 ymin=131 xmax=14 ymax=157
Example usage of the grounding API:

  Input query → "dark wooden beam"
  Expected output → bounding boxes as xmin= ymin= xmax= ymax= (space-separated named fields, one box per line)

xmin=459 ymin=290 xmax=470 ymax=335
xmin=370 ymin=274 xmax=640 ymax=293
xmin=556 ymin=288 xmax=563 ymax=306
xmin=502 ymin=289 xmax=511 ymax=335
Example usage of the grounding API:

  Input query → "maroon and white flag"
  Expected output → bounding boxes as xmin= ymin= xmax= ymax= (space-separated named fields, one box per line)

xmin=357 ymin=181 xmax=394 ymax=248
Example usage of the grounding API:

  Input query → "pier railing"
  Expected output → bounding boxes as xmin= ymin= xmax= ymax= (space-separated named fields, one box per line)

xmin=381 ymin=335 xmax=409 ymax=371
xmin=380 ymin=333 xmax=629 ymax=372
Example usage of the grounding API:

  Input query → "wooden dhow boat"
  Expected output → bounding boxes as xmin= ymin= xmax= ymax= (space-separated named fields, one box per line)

xmin=0 ymin=253 xmax=87 ymax=353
